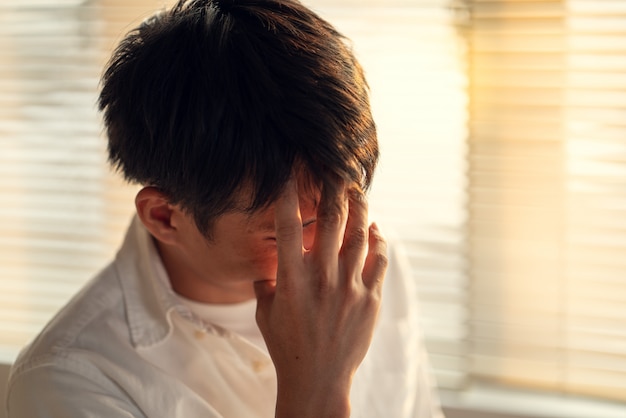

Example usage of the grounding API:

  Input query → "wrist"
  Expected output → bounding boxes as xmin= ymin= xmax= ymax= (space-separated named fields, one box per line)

xmin=275 ymin=377 xmax=352 ymax=418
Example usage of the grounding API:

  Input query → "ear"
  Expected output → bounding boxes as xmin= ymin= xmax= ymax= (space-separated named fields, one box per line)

xmin=135 ymin=186 xmax=181 ymax=246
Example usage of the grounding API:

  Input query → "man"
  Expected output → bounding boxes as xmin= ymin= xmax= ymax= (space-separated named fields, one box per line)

xmin=6 ymin=0 xmax=443 ymax=416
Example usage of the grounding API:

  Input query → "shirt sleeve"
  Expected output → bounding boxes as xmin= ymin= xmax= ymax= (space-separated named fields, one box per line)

xmin=349 ymin=230 xmax=446 ymax=418
xmin=384 ymin=234 xmax=446 ymax=418
xmin=7 ymin=361 xmax=146 ymax=418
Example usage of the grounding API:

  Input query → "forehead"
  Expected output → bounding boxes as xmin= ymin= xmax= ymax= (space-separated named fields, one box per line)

xmin=233 ymin=171 xmax=321 ymax=212
xmin=206 ymin=175 xmax=321 ymax=237
xmin=244 ymin=190 xmax=319 ymax=220
xmin=213 ymin=191 xmax=317 ymax=235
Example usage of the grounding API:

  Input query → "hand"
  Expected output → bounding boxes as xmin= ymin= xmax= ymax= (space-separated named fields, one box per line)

xmin=254 ymin=178 xmax=388 ymax=418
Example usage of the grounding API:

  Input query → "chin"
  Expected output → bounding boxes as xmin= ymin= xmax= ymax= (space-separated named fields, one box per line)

xmin=244 ymin=262 xmax=277 ymax=282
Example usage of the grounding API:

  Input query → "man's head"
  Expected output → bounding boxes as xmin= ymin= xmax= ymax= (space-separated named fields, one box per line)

xmin=99 ymin=0 xmax=378 ymax=237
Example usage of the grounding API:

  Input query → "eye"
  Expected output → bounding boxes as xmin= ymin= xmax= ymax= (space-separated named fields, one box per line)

xmin=302 ymin=219 xmax=317 ymax=228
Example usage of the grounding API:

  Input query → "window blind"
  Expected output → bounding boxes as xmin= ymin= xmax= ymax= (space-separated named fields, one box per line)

xmin=468 ymin=0 xmax=626 ymax=402
xmin=0 ymin=1 xmax=154 ymax=361
xmin=562 ymin=0 xmax=626 ymax=401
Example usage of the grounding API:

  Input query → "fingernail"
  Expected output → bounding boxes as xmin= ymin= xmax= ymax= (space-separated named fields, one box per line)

xmin=370 ymin=222 xmax=383 ymax=236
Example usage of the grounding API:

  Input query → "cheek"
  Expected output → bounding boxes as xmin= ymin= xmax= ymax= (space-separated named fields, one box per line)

xmin=249 ymin=244 xmax=280 ymax=280
xmin=247 ymin=240 xmax=278 ymax=267
xmin=303 ymin=228 xmax=315 ymax=250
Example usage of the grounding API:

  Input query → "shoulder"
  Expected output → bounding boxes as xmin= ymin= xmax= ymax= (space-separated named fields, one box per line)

xmin=5 ymin=263 xmax=147 ymax=416
xmin=353 ymin=226 xmax=445 ymax=417
xmin=379 ymin=230 xmax=418 ymax=321
xmin=6 ymin=356 xmax=145 ymax=417
xmin=10 ymin=262 xmax=128 ymax=379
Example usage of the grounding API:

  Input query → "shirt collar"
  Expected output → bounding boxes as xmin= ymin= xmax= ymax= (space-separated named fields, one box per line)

xmin=114 ymin=215 xmax=181 ymax=348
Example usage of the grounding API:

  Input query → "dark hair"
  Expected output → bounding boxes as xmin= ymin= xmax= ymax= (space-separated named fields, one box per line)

xmin=99 ymin=0 xmax=378 ymax=236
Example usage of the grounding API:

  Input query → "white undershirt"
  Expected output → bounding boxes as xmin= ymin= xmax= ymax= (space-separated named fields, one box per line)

xmin=176 ymin=295 xmax=268 ymax=354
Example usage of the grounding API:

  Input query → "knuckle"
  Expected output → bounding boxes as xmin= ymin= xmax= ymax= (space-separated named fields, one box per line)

xmin=317 ymin=210 xmax=344 ymax=231
xmin=342 ymin=282 xmax=361 ymax=304
xmin=372 ymin=251 xmax=389 ymax=272
xmin=364 ymin=289 xmax=382 ymax=310
xmin=346 ymin=226 xmax=368 ymax=249
xmin=318 ymin=197 xmax=347 ymax=228
xmin=310 ymin=264 xmax=333 ymax=296
xmin=349 ymin=188 xmax=368 ymax=210
xmin=275 ymin=223 xmax=301 ymax=241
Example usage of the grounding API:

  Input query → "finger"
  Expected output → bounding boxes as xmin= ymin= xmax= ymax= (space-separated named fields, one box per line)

xmin=311 ymin=179 xmax=348 ymax=263
xmin=274 ymin=177 xmax=304 ymax=287
xmin=340 ymin=188 xmax=369 ymax=279
xmin=254 ymin=279 xmax=276 ymax=302
xmin=254 ymin=279 xmax=276 ymax=333
xmin=362 ymin=223 xmax=388 ymax=291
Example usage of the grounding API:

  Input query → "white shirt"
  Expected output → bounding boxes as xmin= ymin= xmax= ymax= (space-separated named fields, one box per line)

xmin=177 ymin=296 xmax=267 ymax=353
xmin=6 ymin=216 xmax=444 ymax=418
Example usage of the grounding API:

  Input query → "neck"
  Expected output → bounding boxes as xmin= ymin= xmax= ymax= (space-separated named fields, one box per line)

xmin=155 ymin=239 xmax=256 ymax=304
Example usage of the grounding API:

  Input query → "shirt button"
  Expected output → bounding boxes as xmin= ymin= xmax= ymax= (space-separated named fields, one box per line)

xmin=252 ymin=359 xmax=269 ymax=373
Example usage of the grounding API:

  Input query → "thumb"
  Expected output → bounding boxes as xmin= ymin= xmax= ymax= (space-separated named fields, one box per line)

xmin=254 ymin=279 xmax=276 ymax=301
xmin=254 ymin=280 xmax=276 ymax=327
